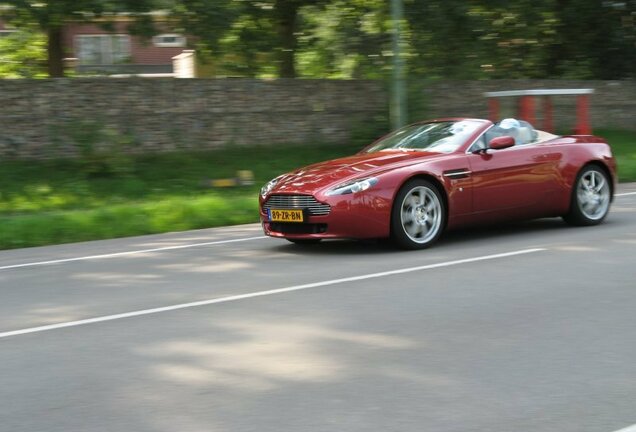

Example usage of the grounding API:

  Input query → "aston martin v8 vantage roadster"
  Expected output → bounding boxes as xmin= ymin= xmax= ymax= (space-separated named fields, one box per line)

xmin=259 ymin=118 xmax=616 ymax=249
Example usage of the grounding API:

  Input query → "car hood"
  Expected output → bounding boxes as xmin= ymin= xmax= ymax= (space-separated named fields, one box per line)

xmin=271 ymin=150 xmax=448 ymax=195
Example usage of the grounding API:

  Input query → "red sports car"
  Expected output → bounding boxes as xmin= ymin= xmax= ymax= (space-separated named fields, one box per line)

xmin=259 ymin=118 xmax=616 ymax=249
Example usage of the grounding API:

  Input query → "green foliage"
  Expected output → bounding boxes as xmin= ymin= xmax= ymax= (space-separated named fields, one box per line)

xmin=0 ymin=26 xmax=46 ymax=78
xmin=407 ymin=0 xmax=636 ymax=80
xmin=2 ymin=0 xmax=634 ymax=79
xmin=349 ymin=113 xmax=390 ymax=148
xmin=176 ymin=0 xmax=331 ymax=78
xmin=0 ymin=130 xmax=633 ymax=250
xmin=0 ymin=0 xmax=161 ymax=76
xmin=550 ymin=0 xmax=636 ymax=79
xmin=0 ymin=141 xmax=364 ymax=249
xmin=0 ymin=0 xmax=158 ymax=27
xmin=64 ymin=120 xmax=138 ymax=178
xmin=597 ymin=129 xmax=636 ymax=182
xmin=406 ymin=0 xmax=562 ymax=79
xmin=0 ymin=195 xmax=259 ymax=249
xmin=470 ymin=3 xmax=560 ymax=78
xmin=297 ymin=0 xmax=390 ymax=79
xmin=215 ymin=1 xmax=277 ymax=77
xmin=184 ymin=0 xmax=636 ymax=80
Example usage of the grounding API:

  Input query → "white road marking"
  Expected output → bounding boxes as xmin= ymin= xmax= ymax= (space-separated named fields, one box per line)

xmin=616 ymin=192 xmax=636 ymax=197
xmin=0 ymin=248 xmax=545 ymax=339
xmin=0 ymin=236 xmax=267 ymax=271
xmin=612 ymin=424 xmax=636 ymax=432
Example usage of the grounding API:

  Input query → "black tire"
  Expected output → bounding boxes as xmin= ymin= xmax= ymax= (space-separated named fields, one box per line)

xmin=286 ymin=238 xmax=321 ymax=245
xmin=563 ymin=165 xmax=611 ymax=226
xmin=390 ymin=179 xmax=446 ymax=250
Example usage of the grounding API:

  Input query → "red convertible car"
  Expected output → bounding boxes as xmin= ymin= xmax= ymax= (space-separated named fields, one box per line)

xmin=259 ymin=118 xmax=616 ymax=249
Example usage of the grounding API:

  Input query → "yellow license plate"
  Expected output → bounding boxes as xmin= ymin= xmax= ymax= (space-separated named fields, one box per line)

xmin=268 ymin=209 xmax=304 ymax=222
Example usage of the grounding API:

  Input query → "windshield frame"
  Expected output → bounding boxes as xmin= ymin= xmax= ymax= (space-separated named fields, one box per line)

xmin=360 ymin=119 xmax=490 ymax=155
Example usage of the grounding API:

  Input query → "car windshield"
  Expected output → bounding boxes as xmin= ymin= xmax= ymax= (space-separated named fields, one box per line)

xmin=363 ymin=120 xmax=483 ymax=154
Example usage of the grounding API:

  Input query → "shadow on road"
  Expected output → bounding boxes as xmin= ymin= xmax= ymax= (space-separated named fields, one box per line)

xmin=271 ymin=217 xmax=574 ymax=255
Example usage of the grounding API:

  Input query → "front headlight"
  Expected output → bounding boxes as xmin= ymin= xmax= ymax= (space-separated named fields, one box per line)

xmin=260 ymin=176 xmax=283 ymax=198
xmin=326 ymin=177 xmax=378 ymax=196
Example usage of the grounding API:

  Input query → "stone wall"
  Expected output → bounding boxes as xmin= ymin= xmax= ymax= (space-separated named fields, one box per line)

xmin=419 ymin=80 xmax=635 ymax=133
xmin=0 ymin=78 xmax=633 ymax=159
xmin=0 ymin=78 xmax=387 ymax=159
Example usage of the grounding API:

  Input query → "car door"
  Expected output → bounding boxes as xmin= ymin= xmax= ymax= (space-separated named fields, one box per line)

xmin=467 ymin=144 xmax=558 ymax=215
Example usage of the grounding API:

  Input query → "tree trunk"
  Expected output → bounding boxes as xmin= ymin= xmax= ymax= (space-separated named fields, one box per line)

xmin=275 ymin=0 xmax=298 ymax=78
xmin=47 ymin=26 xmax=65 ymax=77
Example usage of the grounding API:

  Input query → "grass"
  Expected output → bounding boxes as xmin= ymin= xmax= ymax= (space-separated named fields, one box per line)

xmin=0 ymin=129 xmax=634 ymax=251
xmin=0 ymin=142 xmax=363 ymax=250
xmin=596 ymin=129 xmax=636 ymax=182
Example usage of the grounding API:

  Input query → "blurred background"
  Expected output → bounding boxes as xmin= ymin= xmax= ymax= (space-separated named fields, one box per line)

xmin=0 ymin=0 xmax=634 ymax=249
xmin=2 ymin=0 xmax=635 ymax=80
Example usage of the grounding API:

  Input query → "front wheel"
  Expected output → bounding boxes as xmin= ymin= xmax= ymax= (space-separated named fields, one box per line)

xmin=390 ymin=179 xmax=446 ymax=250
xmin=563 ymin=165 xmax=611 ymax=226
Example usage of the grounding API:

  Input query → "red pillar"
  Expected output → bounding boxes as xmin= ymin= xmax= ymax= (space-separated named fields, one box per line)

xmin=518 ymin=95 xmax=535 ymax=125
xmin=488 ymin=98 xmax=499 ymax=123
xmin=575 ymin=95 xmax=591 ymax=135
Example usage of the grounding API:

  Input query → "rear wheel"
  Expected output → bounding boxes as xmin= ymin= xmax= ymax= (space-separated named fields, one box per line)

xmin=391 ymin=179 xmax=446 ymax=250
xmin=563 ymin=165 xmax=611 ymax=226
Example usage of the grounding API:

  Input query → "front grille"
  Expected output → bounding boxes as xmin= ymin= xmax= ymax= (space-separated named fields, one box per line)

xmin=263 ymin=194 xmax=331 ymax=216
xmin=269 ymin=223 xmax=328 ymax=235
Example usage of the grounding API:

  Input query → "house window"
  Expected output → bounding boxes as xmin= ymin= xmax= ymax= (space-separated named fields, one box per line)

xmin=76 ymin=35 xmax=131 ymax=65
xmin=152 ymin=34 xmax=186 ymax=48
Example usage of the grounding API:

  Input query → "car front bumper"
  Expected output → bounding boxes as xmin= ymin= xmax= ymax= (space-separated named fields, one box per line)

xmin=259 ymin=192 xmax=392 ymax=240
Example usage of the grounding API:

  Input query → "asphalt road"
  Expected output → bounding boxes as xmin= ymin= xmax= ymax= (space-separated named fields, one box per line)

xmin=1 ymin=184 xmax=636 ymax=432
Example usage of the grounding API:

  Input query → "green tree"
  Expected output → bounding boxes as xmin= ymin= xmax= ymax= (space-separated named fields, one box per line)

xmin=297 ymin=0 xmax=390 ymax=78
xmin=405 ymin=0 xmax=559 ymax=79
xmin=249 ymin=0 xmax=329 ymax=78
xmin=548 ymin=0 xmax=636 ymax=79
xmin=0 ymin=25 xmax=46 ymax=78
xmin=178 ymin=0 xmax=330 ymax=78
xmin=0 ymin=0 xmax=159 ymax=77
xmin=469 ymin=1 xmax=560 ymax=79
xmin=5 ymin=0 xmax=631 ymax=80
xmin=173 ymin=0 xmax=264 ymax=77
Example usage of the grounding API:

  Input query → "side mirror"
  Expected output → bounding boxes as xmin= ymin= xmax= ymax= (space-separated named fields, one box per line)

xmin=488 ymin=135 xmax=515 ymax=150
